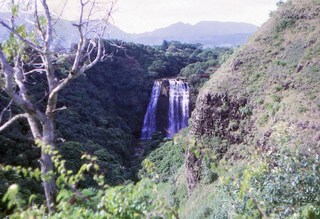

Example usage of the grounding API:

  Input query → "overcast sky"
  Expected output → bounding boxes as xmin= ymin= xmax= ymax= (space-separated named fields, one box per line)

xmin=113 ymin=0 xmax=280 ymax=33
xmin=1 ymin=0 xmax=280 ymax=33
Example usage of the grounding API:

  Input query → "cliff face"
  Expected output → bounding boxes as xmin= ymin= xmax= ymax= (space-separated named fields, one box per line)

xmin=190 ymin=0 xmax=320 ymax=162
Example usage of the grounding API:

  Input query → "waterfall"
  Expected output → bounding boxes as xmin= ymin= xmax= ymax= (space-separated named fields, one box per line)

xmin=141 ymin=79 xmax=190 ymax=140
xmin=141 ymin=81 xmax=162 ymax=139
xmin=168 ymin=79 xmax=190 ymax=138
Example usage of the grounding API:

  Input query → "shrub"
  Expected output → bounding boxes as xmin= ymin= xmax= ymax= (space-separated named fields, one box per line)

xmin=1 ymin=145 xmax=178 ymax=218
xmin=139 ymin=140 xmax=184 ymax=182
xmin=276 ymin=18 xmax=295 ymax=32
xmin=225 ymin=147 xmax=320 ymax=218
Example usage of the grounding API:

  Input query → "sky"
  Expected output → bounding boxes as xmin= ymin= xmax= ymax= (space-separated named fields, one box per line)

xmin=1 ymin=0 xmax=280 ymax=33
xmin=113 ymin=0 xmax=280 ymax=33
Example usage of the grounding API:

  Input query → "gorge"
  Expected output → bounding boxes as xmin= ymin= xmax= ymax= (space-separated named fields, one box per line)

xmin=1 ymin=0 xmax=320 ymax=217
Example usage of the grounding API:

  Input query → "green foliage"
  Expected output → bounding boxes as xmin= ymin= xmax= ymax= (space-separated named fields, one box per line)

xmin=180 ymin=184 xmax=233 ymax=219
xmin=0 ymin=37 xmax=232 ymax=180
xmin=258 ymin=114 xmax=269 ymax=126
xmin=2 ymin=184 xmax=24 ymax=211
xmin=178 ymin=47 xmax=232 ymax=109
xmin=197 ymin=136 xmax=229 ymax=161
xmin=265 ymin=101 xmax=281 ymax=116
xmin=225 ymin=147 xmax=320 ymax=218
xmin=200 ymin=157 xmax=218 ymax=184
xmin=1 ymin=32 xmax=27 ymax=61
xmin=139 ymin=140 xmax=184 ymax=182
xmin=168 ymin=176 xmax=188 ymax=209
xmin=137 ymin=130 xmax=190 ymax=212
xmin=274 ymin=59 xmax=287 ymax=66
xmin=297 ymin=105 xmax=309 ymax=113
xmin=239 ymin=106 xmax=252 ymax=117
xmin=180 ymin=145 xmax=320 ymax=218
xmin=0 ymin=39 xmax=232 ymax=217
xmin=274 ymin=3 xmax=299 ymax=33
xmin=275 ymin=18 xmax=296 ymax=32
xmin=1 ymin=146 xmax=178 ymax=218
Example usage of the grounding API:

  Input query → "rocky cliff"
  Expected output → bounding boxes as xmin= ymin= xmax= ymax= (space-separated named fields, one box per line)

xmin=178 ymin=1 xmax=320 ymax=217
xmin=191 ymin=0 xmax=320 ymax=161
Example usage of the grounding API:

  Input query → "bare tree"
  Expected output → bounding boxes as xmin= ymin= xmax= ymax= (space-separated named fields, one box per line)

xmin=0 ymin=0 xmax=116 ymax=213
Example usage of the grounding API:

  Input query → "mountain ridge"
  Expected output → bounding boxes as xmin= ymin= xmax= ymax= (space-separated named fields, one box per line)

xmin=112 ymin=21 xmax=258 ymax=47
xmin=0 ymin=12 xmax=258 ymax=48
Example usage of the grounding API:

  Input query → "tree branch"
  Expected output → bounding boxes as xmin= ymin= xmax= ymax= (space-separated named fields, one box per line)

xmin=41 ymin=0 xmax=53 ymax=49
xmin=0 ymin=20 xmax=43 ymax=53
xmin=0 ymin=49 xmax=47 ymax=123
xmin=52 ymin=0 xmax=68 ymax=26
xmin=0 ymin=48 xmax=15 ymax=93
xmin=46 ymin=73 xmax=74 ymax=112
xmin=24 ymin=68 xmax=46 ymax=75
xmin=34 ymin=0 xmax=46 ymax=42
xmin=0 ymin=99 xmax=13 ymax=124
xmin=0 ymin=113 xmax=28 ymax=132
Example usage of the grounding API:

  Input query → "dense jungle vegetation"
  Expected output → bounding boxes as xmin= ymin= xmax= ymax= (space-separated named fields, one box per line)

xmin=1 ymin=0 xmax=320 ymax=218
xmin=0 ymin=39 xmax=230 ymax=217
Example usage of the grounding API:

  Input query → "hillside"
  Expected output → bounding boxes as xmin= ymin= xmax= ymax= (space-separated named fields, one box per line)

xmin=181 ymin=0 xmax=320 ymax=217
xmin=192 ymin=0 xmax=320 ymax=160
xmin=134 ymin=0 xmax=320 ymax=218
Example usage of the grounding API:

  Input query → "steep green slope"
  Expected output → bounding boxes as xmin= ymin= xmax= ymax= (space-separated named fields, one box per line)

xmin=178 ymin=0 xmax=320 ymax=218
xmin=192 ymin=0 xmax=320 ymax=157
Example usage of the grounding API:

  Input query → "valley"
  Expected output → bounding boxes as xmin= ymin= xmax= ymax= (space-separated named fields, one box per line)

xmin=0 ymin=0 xmax=319 ymax=218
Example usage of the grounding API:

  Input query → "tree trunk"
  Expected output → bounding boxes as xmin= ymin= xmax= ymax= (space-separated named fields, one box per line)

xmin=40 ymin=118 xmax=57 ymax=213
xmin=26 ymin=113 xmax=57 ymax=213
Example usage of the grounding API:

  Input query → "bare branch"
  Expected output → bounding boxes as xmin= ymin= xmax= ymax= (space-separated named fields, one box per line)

xmin=0 ymin=48 xmax=15 ymax=93
xmin=14 ymin=65 xmax=28 ymax=101
xmin=70 ymin=0 xmax=88 ymax=73
xmin=0 ymin=113 xmax=28 ymax=132
xmin=0 ymin=99 xmax=13 ymax=124
xmin=52 ymin=106 xmax=67 ymax=113
xmin=24 ymin=68 xmax=46 ymax=75
xmin=35 ymin=91 xmax=48 ymax=106
xmin=70 ymin=0 xmax=116 ymax=74
xmin=52 ymin=0 xmax=68 ymax=26
xmin=0 ymin=49 xmax=47 ymax=123
xmin=40 ymin=0 xmax=53 ymax=49
xmin=34 ymin=0 xmax=45 ymax=42
xmin=0 ymin=20 xmax=43 ymax=53
xmin=46 ymin=73 xmax=73 ymax=111
xmin=85 ymin=0 xmax=96 ymax=32
xmin=26 ymin=113 xmax=42 ymax=140
xmin=80 ymin=38 xmax=102 ymax=72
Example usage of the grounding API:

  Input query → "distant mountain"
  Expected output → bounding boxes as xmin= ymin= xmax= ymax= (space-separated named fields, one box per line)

xmin=109 ymin=21 xmax=258 ymax=47
xmin=0 ymin=12 xmax=258 ymax=47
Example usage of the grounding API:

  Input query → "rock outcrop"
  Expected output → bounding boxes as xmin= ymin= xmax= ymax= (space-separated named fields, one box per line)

xmin=187 ymin=0 xmax=320 ymax=192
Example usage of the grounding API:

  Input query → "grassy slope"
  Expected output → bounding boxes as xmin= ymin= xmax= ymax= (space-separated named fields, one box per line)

xmin=192 ymin=0 xmax=320 ymax=159
xmin=180 ymin=0 xmax=320 ymax=217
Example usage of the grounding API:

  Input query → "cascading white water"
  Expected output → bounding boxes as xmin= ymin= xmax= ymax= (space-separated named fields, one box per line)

xmin=141 ymin=81 xmax=162 ymax=139
xmin=168 ymin=79 xmax=190 ymax=138
xmin=141 ymin=79 xmax=190 ymax=140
